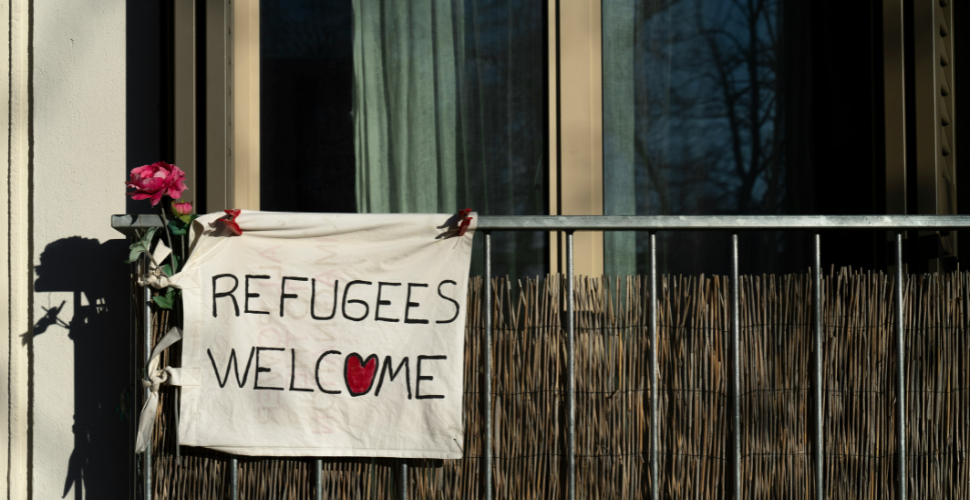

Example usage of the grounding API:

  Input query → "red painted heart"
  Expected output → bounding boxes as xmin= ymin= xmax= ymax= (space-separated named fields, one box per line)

xmin=344 ymin=353 xmax=378 ymax=397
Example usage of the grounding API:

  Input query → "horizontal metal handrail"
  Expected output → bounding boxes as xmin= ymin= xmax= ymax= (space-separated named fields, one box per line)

xmin=117 ymin=213 xmax=931 ymax=500
xmin=112 ymin=213 xmax=970 ymax=235
xmin=477 ymin=214 xmax=970 ymax=231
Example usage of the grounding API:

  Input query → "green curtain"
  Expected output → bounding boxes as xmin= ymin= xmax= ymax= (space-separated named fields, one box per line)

xmin=602 ymin=0 xmax=638 ymax=277
xmin=353 ymin=0 xmax=462 ymax=213
xmin=352 ymin=0 xmax=548 ymax=279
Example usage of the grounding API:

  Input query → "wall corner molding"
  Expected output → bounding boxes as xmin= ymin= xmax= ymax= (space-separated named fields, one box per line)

xmin=3 ymin=0 xmax=32 ymax=498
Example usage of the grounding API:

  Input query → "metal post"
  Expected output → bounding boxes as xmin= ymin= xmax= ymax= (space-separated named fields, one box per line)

xmin=812 ymin=234 xmax=823 ymax=500
xmin=130 ymin=252 xmax=140 ymax=500
xmin=566 ymin=232 xmax=576 ymax=500
xmin=174 ymin=388 xmax=181 ymax=465
xmin=648 ymin=232 xmax=659 ymax=500
xmin=895 ymin=232 xmax=907 ymax=500
xmin=143 ymin=259 xmax=152 ymax=500
xmin=230 ymin=457 xmax=238 ymax=500
xmin=729 ymin=234 xmax=741 ymax=500
xmin=314 ymin=459 xmax=322 ymax=500
xmin=399 ymin=462 xmax=408 ymax=500
xmin=484 ymin=232 xmax=493 ymax=500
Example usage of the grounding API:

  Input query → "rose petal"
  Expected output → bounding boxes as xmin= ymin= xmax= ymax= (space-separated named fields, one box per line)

xmin=148 ymin=190 xmax=165 ymax=206
xmin=126 ymin=161 xmax=190 ymax=205
xmin=172 ymin=201 xmax=193 ymax=217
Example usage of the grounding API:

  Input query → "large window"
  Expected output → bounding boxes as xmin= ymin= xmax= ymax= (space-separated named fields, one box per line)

xmin=176 ymin=0 xmax=960 ymax=276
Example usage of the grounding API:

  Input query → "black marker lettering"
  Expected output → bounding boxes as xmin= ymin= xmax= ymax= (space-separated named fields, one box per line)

xmin=212 ymin=274 xmax=240 ymax=317
xmin=314 ymin=350 xmax=342 ymax=394
xmin=310 ymin=279 xmax=339 ymax=320
xmin=254 ymin=347 xmax=285 ymax=390
xmin=207 ymin=347 xmax=255 ymax=388
xmin=342 ymin=280 xmax=372 ymax=321
xmin=436 ymin=280 xmax=461 ymax=324
xmin=245 ymin=275 xmax=271 ymax=315
xmin=374 ymin=356 xmax=411 ymax=399
xmin=416 ymin=355 xmax=446 ymax=399
xmin=405 ymin=283 xmax=430 ymax=324
xmin=280 ymin=276 xmax=308 ymax=317
xmin=288 ymin=349 xmax=314 ymax=392
xmin=375 ymin=282 xmax=402 ymax=322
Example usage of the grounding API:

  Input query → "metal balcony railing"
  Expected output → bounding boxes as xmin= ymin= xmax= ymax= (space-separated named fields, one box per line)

xmin=113 ymin=213 xmax=970 ymax=500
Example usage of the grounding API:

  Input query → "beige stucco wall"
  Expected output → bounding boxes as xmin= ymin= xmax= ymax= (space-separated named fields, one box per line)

xmin=26 ymin=0 xmax=128 ymax=498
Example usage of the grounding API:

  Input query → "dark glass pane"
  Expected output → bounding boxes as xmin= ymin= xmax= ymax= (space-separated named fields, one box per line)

xmin=456 ymin=0 xmax=548 ymax=279
xmin=260 ymin=0 xmax=356 ymax=213
xmin=603 ymin=0 xmax=814 ymax=276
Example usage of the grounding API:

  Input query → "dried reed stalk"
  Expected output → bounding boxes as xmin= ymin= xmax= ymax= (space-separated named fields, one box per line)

xmin=142 ymin=270 xmax=970 ymax=499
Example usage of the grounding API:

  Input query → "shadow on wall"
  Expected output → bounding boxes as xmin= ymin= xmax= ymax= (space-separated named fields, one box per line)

xmin=34 ymin=236 xmax=131 ymax=500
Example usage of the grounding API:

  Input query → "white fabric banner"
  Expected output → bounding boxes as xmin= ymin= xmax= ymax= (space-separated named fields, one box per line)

xmin=163 ymin=211 xmax=476 ymax=458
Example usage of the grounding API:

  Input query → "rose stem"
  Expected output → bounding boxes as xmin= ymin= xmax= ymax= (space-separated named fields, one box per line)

xmin=158 ymin=201 xmax=178 ymax=273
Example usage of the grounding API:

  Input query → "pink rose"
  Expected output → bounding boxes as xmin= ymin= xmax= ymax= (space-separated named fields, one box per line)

xmin=126 ymin=161 xmax=187 ymax=206
xmin=171 ymin=201 xmax=193 ymax=217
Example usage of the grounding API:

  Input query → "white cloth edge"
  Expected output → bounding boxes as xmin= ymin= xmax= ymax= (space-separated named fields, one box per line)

xmin=134 ymin=326 xmax=183 ymax=454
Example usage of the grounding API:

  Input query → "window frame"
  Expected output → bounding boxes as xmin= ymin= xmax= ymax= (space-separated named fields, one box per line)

xmin=176 ymin=0 xmax=939 ymax=274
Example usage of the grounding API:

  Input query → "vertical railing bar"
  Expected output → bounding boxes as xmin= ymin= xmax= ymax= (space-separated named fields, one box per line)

xmin=566 ymin=232 xmax=576 ymax=500
xmin=142 ymin=255 xmax=152 ymax=500
xmin=174 ymin=388 xmax=180 ymax=466
xmin=895 ymin=232 xmax=906 ymax=500
xmin=648 ymin=232 xmax=659 ymax=500
xmin=230 ymin=457 xmax=238 ymax=500
xmin=729 ymin=234 xmax=741 ymax=500
xmin=400 ymin=462 xmax=408 ymax=500
xmin=813 ymin=234 xmax=823 ymax=500
xmin=314 ymin=459 xmax=322 ymax=500
xmin=131 ymin=246 xmax=139 ymax=500
xmin=484 ymin=232 xmax=493 ymax=500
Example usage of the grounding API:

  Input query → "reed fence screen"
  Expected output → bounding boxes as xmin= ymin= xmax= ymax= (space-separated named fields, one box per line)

xmin=141 ymin=268 xmax=970 ymax=499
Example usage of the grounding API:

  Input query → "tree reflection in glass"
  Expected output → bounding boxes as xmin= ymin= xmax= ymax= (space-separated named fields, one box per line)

xmin=604 ymin=0 xmax=811 ymax=276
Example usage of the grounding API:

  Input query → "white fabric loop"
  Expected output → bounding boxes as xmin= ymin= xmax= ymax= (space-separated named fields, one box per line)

xmin=134 ymin=327 xmax=182 ymax=454
xmin=137 ymin=240 xmax=177 ymax=289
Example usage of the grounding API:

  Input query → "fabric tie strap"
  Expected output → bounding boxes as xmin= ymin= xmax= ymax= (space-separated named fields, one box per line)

xmin=137 ymin=239 xmax=175 ymax=289
xmin=137 ymin=266 xmax=174 ymax=289
xmin=135 ymin=326 xmax=182 ymax=454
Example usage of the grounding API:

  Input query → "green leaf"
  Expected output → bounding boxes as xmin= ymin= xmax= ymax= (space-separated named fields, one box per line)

xmin=126 ymin=243 xmax=147 ymax=264
xmin=162 ymin=255 xmax=179 ymax=276
xmin=152 ymin=295 xmax=174 ymax=309
xmin=168 ymin=219 xmax=187 ymax=236
xmin=178 ymin=213 xmax=199 ymax=225
xmin=152 ymin=287 xmax=179 ymax=309
xmin=125 ymin=227 xmax=158 ymax=264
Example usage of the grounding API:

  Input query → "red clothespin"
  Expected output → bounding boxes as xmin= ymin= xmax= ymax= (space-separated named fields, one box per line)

xmin=457 ymin=208 xmax=473 ymax=236
xmin=220 ymin=209 xmax=243 ymax=235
